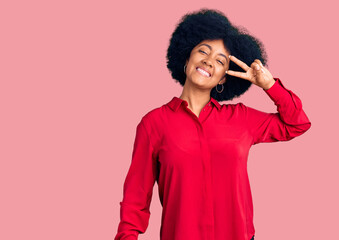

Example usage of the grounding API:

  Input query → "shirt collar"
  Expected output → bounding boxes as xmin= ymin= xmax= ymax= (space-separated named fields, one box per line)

xmin=167 ymin=96 xmax=221 ymax=112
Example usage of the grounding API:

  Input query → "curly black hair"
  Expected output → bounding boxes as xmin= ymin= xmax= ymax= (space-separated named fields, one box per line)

xmin=166 ymin=8 xmax=268 ymax=101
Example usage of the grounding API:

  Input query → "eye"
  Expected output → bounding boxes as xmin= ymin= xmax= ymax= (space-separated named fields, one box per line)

xmin=199 ymin=50 xmax=224 ymax=65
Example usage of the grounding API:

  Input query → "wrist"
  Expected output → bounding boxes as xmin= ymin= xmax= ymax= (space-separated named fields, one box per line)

xmin=262 ymin=78 xmax=276 ymax=90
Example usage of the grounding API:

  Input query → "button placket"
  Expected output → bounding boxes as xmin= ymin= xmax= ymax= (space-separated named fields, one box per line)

xmin=183 ymin=102 xmax=215 ymax=238
xmin=197 ymin=123 xmax=215 ymax=238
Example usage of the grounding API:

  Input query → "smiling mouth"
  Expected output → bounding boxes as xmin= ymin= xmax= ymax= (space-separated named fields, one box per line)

xmin=196 ymin=67 xmax=211 ymax=77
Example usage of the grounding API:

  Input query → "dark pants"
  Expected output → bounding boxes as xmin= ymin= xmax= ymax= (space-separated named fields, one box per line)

xmin=250 ymin=235 xmax=255 ymax=240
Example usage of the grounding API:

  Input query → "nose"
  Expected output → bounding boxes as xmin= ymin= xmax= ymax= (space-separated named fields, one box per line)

xmin=203 ymin=57 xmax=212 ymax=68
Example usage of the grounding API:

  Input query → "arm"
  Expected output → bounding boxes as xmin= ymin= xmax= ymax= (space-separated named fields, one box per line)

xmin=114 ymin=119 xmax=157 ymax=240
xmin=226 ymin=56 xmax=311 ymax=145
xmin=242 ymin=78 xmax=311 ymax=145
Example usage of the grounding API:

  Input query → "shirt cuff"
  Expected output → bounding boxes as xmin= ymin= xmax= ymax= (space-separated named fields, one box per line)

xmin=263 ymin=78 xmax=291 ymax=103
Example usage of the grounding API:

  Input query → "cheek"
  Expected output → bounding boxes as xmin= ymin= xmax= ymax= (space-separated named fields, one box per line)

xmin=214 ymin=67 xmax=226 ymax=78
xmin=188 ymin=65 xmax=195 ymax=74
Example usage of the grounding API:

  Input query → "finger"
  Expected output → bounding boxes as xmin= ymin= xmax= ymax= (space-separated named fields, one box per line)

xmin=254 ymin=59 xmax=266 ymax=73
xmin=226 ymin=69 xmax=249 ymax=80
xmin=229 ymin=55 xmax=250 ymax=72
xmin=251 ymin=62 xmax=260 ymax=71
xmin=251 ymin=62 xmax=265 ymax=74
xmin=254 ymin=59 xmax=264 ymax=68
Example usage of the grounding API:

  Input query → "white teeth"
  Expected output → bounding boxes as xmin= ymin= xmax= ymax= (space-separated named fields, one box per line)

xmin=197 ymin=68 xmax=210 ymax=77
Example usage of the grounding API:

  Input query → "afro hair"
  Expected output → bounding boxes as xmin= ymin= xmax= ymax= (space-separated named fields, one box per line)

xmin=166 ymin=8 xmax=268 ymax=101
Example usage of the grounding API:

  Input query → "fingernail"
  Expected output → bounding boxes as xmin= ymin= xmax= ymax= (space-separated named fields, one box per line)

xmin=229 ymin=55 xmax=232 ymax=59
xmin=260 ymin=62 xmax=263 ymax=67
xmin=225 ymin=70 xmax=228 ymax=74
xmin=256 ymin=65 xmax=260 ymax=70
xmin=261 ymin=68 xmax=265 ymax=73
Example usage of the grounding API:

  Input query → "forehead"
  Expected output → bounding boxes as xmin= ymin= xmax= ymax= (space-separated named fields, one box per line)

xmin=196 ymin=39 xmax=228 ymax=52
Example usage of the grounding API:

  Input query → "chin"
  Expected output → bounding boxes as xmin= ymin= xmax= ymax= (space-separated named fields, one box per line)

xmin=189 ymin=76 xmax=213 ymax=90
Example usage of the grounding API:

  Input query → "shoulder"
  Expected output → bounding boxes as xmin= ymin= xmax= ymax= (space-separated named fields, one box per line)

xmin=220 ymin=101 xmax=270 ymax=120
xmin=219 ymin=101 xmax=248 ymax=113
xmin=139 ymin=97 xmax=176 ymax=123
xmin=140 ymin=105 xmax=165 ymax=125
xmin=217 ymin=102 xmax=259 ymax=122
xmin=137 ymin=104 xmax=167 ymax=150
xmin=137 ymin=102 xmax=168 ymax=136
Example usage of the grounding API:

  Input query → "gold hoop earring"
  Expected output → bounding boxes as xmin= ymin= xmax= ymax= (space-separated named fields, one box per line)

xmin=216 ymin=82 xmax=224 ymax=93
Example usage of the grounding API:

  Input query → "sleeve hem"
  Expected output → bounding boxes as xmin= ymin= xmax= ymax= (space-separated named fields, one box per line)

xmin=264 ymin=77 xmax=278 ymax=91
xmin=263 ymin=78 xmax=291 ymax=103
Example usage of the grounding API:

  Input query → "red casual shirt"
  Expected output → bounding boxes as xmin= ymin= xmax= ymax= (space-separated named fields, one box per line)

xmin=114 ymin=78 xmax=311 ymax=240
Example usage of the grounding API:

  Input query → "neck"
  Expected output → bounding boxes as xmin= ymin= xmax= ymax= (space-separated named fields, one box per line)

xmin=179 ymin=80 xmax=211 ymax=112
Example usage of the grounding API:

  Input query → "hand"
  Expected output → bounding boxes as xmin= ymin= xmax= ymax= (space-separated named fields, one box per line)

xmin=226 ymin=55 xmax=275 ymax=90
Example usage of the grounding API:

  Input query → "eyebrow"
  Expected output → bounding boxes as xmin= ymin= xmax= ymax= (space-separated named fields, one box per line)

xmin=198 ymin=43 xmax=229 ymax=63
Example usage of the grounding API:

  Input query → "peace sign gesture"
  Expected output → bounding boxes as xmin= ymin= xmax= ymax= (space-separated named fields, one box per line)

xmin=226 ymin=55 xmax=275 ymax=90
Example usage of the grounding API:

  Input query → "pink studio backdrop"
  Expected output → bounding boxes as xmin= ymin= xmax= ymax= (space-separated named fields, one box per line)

xmin=1 ymin=1 xmax=338 ymax=240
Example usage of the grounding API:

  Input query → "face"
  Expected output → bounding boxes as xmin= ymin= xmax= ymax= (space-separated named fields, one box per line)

xmin=185 ymin=39 xmax=230 ymax=90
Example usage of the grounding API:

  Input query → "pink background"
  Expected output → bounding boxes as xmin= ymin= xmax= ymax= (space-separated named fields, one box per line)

xmin=1 ymin=0 xmax=338 ymax=239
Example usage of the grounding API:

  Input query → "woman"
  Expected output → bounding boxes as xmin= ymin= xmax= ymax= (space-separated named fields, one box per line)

xmin=114 ymin=8 xmax=311 ymax=240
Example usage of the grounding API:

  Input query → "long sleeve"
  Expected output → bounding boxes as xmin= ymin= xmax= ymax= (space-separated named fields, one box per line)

xmin=114 ymin=119 xmax=157 ymax=240
xmin=242 ymin=78 xmax=311 ymax=145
